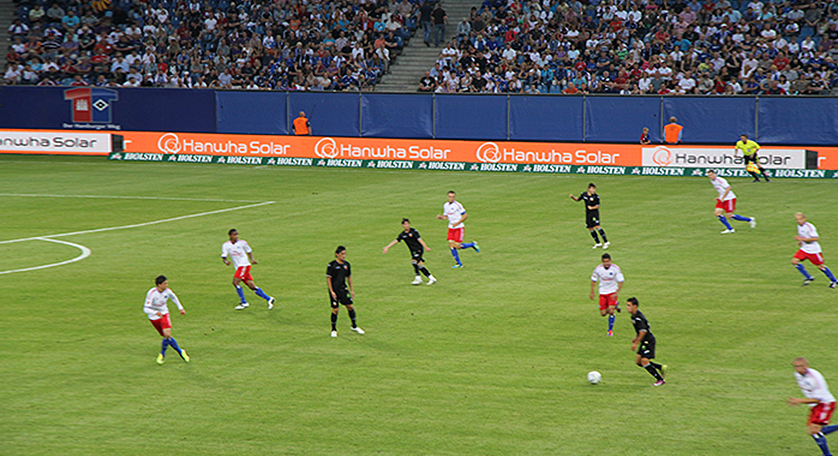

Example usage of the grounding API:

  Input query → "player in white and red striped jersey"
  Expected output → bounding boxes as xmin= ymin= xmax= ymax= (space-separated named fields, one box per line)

xmin=144 ymin=275 xmax=189 ymax=365
xmin=590 ymin=253 xmax=624 ymax=336
xmin=221 ymin=229 xmax=276 ymax=311
xmin=790 ymin=357 xmax=838 ymax=456
xmin=792 ymin=213 xmax=838 ymax=288
xmin=707 ymin=170 xmax=756 ymax=234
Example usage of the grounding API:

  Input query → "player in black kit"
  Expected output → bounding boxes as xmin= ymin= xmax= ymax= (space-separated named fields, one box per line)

xmin=383 ymin=218 xmax=437 ymax=285
xmin=326 ymin=246 xmax=364 ymax=338
xmin=627 ymin=297 xmax=667 ymax=386
xmin=569 ymin=183 xmax=610 ymax=249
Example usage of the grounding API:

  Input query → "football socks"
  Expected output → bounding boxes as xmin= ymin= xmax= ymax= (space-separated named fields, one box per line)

xmin=167 ymin=337 xmax=184 ymax=358
xmin=650 ymin=361 xmax=663 ymax=370
xmin=450 ymin=247 xmax=461 ymax=265
xmin=642 ymin=363 xmax=664 ymax=382
xmin=823 ymin=425 xmax=838 ymax=436
xmin=413 ymin=263 xmax=420 ymax=275
xmin=718 ymin=216 xmax=733 ymax=230
xmin=598 ymin=229 xmax=608 ymax=243
xmin=731 ymin=214 xmax=751 ymax=222
xmin=161 ymin=338 xmax=169 ymax=356
xmin=608 ymin=314 xmax=615 ymax=332
xmin=348 ymin=309 xmax=357 ymax=328
xmin=235 ymin=285 xmax=246 ymax=303
xmin=795 ymin=264 xmax=814 ymax=280
xmin=331 ymin=313 xmax=338 ymax=331
xmin=254 ymin=287 xmax=271 ymax=301
xmin=460 ymin=242 xmax=475 ymax=249
xmin=590 ymin=230 xmax=600 ymax=243
xmin=821 ymin=267 xmax=837 ymax=283
xmin=419 ymin=266 xmax=431 ymax=277
xmin=813 ymin=432 xmax=831 ymax=456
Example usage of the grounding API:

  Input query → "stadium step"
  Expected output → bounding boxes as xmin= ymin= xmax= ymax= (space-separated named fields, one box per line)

xmin=375 ymin=0 xmax=484 ymax=93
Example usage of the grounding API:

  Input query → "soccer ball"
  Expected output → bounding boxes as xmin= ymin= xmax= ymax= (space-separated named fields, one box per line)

xmin=587 ymin=371 xmax=602 ymax=384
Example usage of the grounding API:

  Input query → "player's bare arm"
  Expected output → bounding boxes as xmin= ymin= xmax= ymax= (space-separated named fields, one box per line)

xmin=587 ymin=204 xmax=600 ymax=211
xmin=419 ymin=238 xmax=431 ymax=251
xmin=788 ymin=397 xmax=820 ymax=406
xmin=348 ymin=276 xmax=355 ymax=299
xmin=632 ymin=330 xmax=646 ymax=350
xmin=383 ymin=239 xmax=398 ymax=253
xmin=569 ymin=193 xmax=578 ymax=201
xmin=590 ymin=280 xmax=596 ymax=300
xmin=222 ymin=256 xmax=230 ymax=266
xmin=458 ymin=213 xmax=468 ymax=224
xmin=436 ymin=213 xmax=446 ymax=220
xmin=247 ymin=252 xmax=258 ymax=265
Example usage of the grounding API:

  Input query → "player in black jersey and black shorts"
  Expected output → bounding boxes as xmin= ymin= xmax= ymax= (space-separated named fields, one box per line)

xmin=383 ymin=218 xmax=437 ymax=285
xmin=569 ymin=183 xmax=610 ymax=249
xmin=326 ymin=246 xmax=364 ymax=338
xmin=627 ymin=297 xmax=667 ymax=386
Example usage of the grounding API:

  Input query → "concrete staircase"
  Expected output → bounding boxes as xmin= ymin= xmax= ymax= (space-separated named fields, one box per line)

xmin=375 ymin=0 xmax=481 ymax=93
xmin=1 ymin=0 xmax=18 ymax=75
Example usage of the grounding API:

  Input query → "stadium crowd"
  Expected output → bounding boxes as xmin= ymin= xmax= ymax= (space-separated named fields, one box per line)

xmin=4 ymin=0 xmax=416 ymax=89
xmin=418 ymin=0 xmax=838 ymax=94
xmin=5 ymin=0 xmax=838 ymax=95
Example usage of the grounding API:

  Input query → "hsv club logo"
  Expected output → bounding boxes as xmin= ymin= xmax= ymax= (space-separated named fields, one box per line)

xmin=64 ymin=88 xmax=119 ymax=123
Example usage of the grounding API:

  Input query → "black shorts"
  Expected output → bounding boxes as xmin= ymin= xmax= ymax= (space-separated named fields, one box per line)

xmin=330 ymin=290 xmax=353 ymax=308
xmin=638 ymin=337 xmax=656 ymax=359
xmin=410 ymin=250 xmax=425 ymax=263
xmin=586 ymin=212 xmax=601 ymax=229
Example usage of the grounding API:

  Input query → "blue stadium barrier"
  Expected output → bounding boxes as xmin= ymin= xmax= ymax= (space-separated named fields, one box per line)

xmin=2 ymin=86 xmax=838 ymax=146
xmin=585 ymin=96 xmax=661 ymax=143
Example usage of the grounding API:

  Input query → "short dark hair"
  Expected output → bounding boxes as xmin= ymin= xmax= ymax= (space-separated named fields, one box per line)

xmin=402 ymin=218 xmax=410 ymax=224
xmin=448 ymin=190 xmax=456 ymax=195
xmin=627 ymin=297 xmax=638 ymax=306
xmin=228 ymin=228 xmax=237 ymax=235
xmin=336 ymin=245 xmax=346 ymax=254
xmin=588 ymin=183 xmax=596 ymax=189
xmin=156 ymin=275 xmax=167 ymax=285
xmin=601 ymin=253 xmax=611 ymax=260
xmin=740 ymin=134 xmax=748 ymax=138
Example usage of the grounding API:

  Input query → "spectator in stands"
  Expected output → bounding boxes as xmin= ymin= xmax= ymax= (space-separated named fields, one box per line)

xmin=664 ymin=117 xmax=684 ymax=144
xmin=432 ymin=3 xmax=448 ymax=47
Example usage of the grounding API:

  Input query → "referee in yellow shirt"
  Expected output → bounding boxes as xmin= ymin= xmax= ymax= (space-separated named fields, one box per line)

xmin=735 ymin=134 xmax=770 ymax=182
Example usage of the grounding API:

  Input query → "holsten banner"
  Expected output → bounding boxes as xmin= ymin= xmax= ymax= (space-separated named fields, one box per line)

xmin=2 ymin=129 xmax=838 ymax=171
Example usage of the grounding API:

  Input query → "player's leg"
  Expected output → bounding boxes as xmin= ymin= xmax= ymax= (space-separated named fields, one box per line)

xmin=411 ymin=259 xmax=423 ymax=284
xmin=589 ymin=226 xmax=601 ymax=247
xmin=814 ymin=258 xmax=838 ymax=286
xmin=745 ymin=156 xmax=761 ymax=181
xmin=729 ymin=212 xmax=754 ymax=224
xmin=246 ymin=279 xmax=274 ymax=305
xmin=448 ymin=235 xmax=463 ymax=267
xmin=810 ymin=422 xmax=832 ymax=456
xmin=330 ymin=299 xmax=340 ymax=337
xmin=715 ymin=207 xmax=734 ymax=232
xmin=754 ymin=153 xmax=770 ymax=181
xmin=606 ymin=305 xmax=616 ymax=336
xmin=232 ymin=275 xmax=248 ymax=307
xmin=152 ymin=319 xmax=167 ymax=363
xmin=793 ymin=253 xmax=815 ymax=284
xmin=162 ymin=327 xmax=188 ymax=361
xmin=638 ymin=340 xmax=664 ymax=384
xmin=417 ymin=259 xmax=436 ymax=284
xmin=346 ymin=303 xmax=364 ymax=334
xmin=594 ymin=224 xmax=609 ymax=248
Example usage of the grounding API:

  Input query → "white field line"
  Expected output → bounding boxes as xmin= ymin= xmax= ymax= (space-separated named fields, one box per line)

xmin=0 ymin=193 xmax=266 ymax=203
xmin=0 ymin=238 xmax=91 ymax=275
xmin=0 ymin=201 xmax=274 ymax=275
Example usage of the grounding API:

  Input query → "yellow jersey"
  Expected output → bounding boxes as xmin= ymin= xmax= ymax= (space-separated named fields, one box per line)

xmin=735 ymin=139 xmax=760 ymax=156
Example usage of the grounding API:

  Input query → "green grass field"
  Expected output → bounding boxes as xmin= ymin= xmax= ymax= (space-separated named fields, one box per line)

xmin=1 ymin=154 xmax=837 ymax=456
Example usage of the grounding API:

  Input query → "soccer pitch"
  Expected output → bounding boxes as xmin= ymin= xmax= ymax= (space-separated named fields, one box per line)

xmin=1 ymin=154 xmax=836 ymax=456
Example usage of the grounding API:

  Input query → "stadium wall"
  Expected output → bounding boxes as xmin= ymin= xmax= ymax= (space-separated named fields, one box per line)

xmin=3 ymin=86 xmax=838 ymax=145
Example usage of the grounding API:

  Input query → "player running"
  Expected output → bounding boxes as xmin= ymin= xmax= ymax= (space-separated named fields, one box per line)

xmin=437 ymin=190 xmax=480 ymax=268
xmin=221 ymin=229 xmax=276 ymax=310
xmin=792 ymin=213 xmax=838 ymax=288
xmin=790 ymin=357 xmax=838 ymax=456
xmin=590 ymin=253 xmax=624 ymax=336
xmin=627 ymin=297 xmax=666 ymax=386
xmin=735 ymin=134 xmax=770 ymax=182
xmin=383 ymin=218 xmax=437 ymax=285
xmin=707 ymin=170 xmax=756 ymax=234
xmin=570 ymin=183 xmax=610 ymax=249
xmin=144 ymin=275 xmax=189 ymax=365
xmin=327 ymin=246 xmax=364 ymax=337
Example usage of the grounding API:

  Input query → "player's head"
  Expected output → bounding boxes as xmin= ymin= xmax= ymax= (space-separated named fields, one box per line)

xmin=740 ymin=134 xmax=748 ymax=141
xmin=228 ymin=229 xmax=239 ymax=241
xmin=707 ymin=169 xmax=717 ymax=179
xmin=669 ymin=116 xmax=677 ymax=123
xmin=447 ymin=191 xmax=456 ymax=203
xmin=335 ymin=245 xmax=346 ymax=260
xmin=155 ymin=275 xmax=168 ymax=290
xmin=401 ymin=218 xmax=411 ymax=229
xmin=793 ymin=357 xmax=809 ymax=375
xmin=795 ymin=212 xmax=807 ymax=225
xmin=601 ymin=253 xmax=611 ymax=267
xmin=626 ymin=297 xmax=639 ymax=314
xmin=587 ymin=183 xmax=596 ymax=194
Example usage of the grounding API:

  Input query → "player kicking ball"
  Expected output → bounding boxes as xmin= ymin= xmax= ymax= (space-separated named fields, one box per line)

xmin=221 ymin=229 xmax=277 ymax=311
xmin=707 ymin=170 xmax=756 ymax=234
xmin=383 ymin=218 xmax=437 ymax=285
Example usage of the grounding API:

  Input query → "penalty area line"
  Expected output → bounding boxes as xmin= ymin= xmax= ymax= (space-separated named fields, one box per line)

xmin=0 ymin=201 xmax=275 ymax=245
